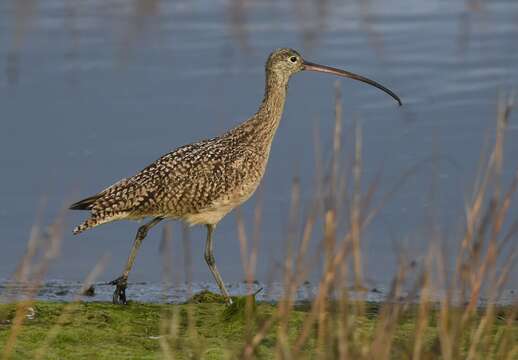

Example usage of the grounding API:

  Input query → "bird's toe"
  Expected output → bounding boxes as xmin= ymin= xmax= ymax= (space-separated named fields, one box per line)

xmin=109 ymin=276 xmax=128 ymax=305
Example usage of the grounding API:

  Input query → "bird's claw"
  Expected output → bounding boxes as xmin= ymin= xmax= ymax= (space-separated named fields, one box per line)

xmin=109 ymin=276 xmax=128 ymax=305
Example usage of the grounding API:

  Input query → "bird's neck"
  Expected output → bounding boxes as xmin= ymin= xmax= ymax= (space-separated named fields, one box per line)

xmin=259 ymin=70 xmax=289 ymax=119
xmin=237 ymin=71 xmax=289 ymax=145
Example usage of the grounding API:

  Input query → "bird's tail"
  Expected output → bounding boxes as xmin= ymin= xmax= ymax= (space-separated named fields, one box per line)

xmin=70 ymin=182 xmax=132 ymax=234
xmin=69 ymin=194 xmax=101 ymax=210
xmin=73 ymin=217 xmax=101 ymax=235
xmin=73 ymin=212 xmax=127 ymax=235
xmin=70 ymin=193 xmax=104 ymax=234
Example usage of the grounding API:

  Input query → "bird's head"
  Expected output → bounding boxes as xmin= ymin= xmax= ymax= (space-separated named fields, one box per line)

xmin=266 ymin=48 xmax=402 ymax=106
xmin=266 ymin=48 xmax=305 ymax=78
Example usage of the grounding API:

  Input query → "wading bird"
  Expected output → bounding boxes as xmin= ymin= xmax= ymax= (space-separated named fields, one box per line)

xmin=70 ymin=48 xmax=401 ymax=305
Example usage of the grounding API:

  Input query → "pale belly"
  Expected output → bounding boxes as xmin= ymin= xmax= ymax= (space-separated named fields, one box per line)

xmin=180 ymin=182 xmax=259 ymax=226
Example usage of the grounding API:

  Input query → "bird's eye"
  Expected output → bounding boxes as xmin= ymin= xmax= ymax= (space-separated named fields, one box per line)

xmin=290 ymin=56 xmax=297 ymax=63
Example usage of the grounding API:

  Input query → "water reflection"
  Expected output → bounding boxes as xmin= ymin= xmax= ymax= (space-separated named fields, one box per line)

xmin=118 ymin=0 xmax=161 ymax=63
xmin=6 ymin=0 xmax=38 ymax=85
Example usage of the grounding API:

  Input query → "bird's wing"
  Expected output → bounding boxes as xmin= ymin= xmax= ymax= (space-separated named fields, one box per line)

xmin=76 ymin=140 xmax=213 ymax=214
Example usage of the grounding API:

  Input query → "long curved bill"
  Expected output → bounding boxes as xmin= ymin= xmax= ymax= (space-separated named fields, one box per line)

xmin=303 ymin=61 xmax=402 ymax=106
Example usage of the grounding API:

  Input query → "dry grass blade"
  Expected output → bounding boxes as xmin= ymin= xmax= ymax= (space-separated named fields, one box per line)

xmin=1 ymin=208 xmax=65 ymax=360
xmin=33 ymin=255 xmax=110 ymax=360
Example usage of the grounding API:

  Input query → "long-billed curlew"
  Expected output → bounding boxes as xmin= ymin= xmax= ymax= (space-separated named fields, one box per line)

xmin=70 ymin=48 xmax=401 ymax=305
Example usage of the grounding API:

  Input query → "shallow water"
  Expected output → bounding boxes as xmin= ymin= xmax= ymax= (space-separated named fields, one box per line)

xmin=0 ymin=279 xmax=334 ymax=304
xmin=1 ymin=279 xmax=516 ymax=305
xmin=0 ymin=0 xmax=517 ymax=296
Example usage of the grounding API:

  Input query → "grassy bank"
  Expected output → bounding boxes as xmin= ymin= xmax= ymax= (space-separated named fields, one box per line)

xmin=0 ymin=295 xmax=516 ymax=359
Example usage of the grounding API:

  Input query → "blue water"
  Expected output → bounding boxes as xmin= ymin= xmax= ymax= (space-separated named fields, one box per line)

xmin=1 ymin=279 xmax=515 ymax=305
xmin=0 ymin=0 xmax=517 ymax=298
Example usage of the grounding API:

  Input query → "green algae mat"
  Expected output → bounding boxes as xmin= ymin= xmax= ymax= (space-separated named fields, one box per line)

xmin=0 ymin=299 xmax=516 ymax=359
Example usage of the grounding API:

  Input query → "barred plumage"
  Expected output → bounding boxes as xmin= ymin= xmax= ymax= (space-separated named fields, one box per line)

xmin=70 ymin=48 xmax=401 ymax=305
xmin=72 ymin=121 xmax=274 ymax=234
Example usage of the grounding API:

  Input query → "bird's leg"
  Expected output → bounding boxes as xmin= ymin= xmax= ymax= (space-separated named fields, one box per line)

xmin=110 ymin=217 xmax=163 ymax=305
xmin=204 ymin=224 xmax=233 ymax=305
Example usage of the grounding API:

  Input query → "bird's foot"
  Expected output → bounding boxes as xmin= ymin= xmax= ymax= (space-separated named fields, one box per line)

xmin=109 ymin=275 xmax=128 ymax=305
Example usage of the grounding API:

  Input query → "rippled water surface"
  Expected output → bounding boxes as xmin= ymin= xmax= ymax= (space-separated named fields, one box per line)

xmin=1 ymin=279 xmax=516 ymax=305
xmin=0 ymin=0 xmax=517 ymax=296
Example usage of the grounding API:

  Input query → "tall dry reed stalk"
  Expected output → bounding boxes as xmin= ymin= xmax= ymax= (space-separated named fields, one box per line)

xmin=1 ymin=205 xmax=65 ymax=360
xmin=237 ymin=88 xmax=516 ymax=359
